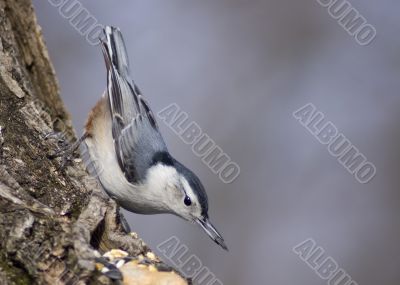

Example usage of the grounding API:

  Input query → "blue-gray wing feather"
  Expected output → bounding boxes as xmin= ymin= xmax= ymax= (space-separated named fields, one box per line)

xmin=101 ymin=26 xmax=166 ymax=183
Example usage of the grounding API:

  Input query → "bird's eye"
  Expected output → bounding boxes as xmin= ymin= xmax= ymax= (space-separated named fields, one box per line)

xmin=184 ymin=196 xmax=192 ymax=206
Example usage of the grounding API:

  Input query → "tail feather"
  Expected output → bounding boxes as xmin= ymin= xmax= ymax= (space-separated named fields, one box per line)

xmin=103 ymin=26 xmax=131 ymax=80
xmin=100 ymin=26 xmax=140 ymax=123
xmin=100 ymin=25 xmax=159 ymax=132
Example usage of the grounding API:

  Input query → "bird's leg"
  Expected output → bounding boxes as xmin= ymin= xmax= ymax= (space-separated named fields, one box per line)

xmin=47 ymin=132 xmax=88 ymax=170
xmin=44 ymin=131 xmax=67 ymax=145
xmin=117 ymin=206 xmax=131 ymax=234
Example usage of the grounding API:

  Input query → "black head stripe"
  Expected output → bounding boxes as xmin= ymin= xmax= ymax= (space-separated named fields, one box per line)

xmin=172 ymin=158 xmax=209 ymax=217
xmin=151 ymin=151 xmax=174 ymax=166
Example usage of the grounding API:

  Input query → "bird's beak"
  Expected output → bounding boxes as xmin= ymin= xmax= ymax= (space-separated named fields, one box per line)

xmin=196 ymin=217 xmax=228 ymax=251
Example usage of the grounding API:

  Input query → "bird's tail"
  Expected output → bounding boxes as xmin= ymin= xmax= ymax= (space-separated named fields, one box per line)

xmin=100 ymin=26 xmax=142 ymax=121
xmin=99 ymin=26 xmax=158 ymax=129
xmin=101 ymin=26 xmax=132 ymax=80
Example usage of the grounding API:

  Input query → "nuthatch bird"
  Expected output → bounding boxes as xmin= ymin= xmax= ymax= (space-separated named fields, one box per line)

xmin=81 ymin=26 xmax=227 ymax=250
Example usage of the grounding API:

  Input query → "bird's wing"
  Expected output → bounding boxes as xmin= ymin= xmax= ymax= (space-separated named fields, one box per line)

xmin=101 ymin=26 xmax=167 ymax=183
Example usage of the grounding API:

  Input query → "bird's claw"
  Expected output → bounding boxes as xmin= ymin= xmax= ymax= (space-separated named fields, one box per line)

xmin=117 ymin=207 xmax=132 ymax=234
xmin=45 ymin=131 xmax=76 ymax=170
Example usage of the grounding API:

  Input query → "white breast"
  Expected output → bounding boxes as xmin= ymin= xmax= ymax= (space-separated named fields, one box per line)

xmin=83 ymin=99 xmax=169 ymax=214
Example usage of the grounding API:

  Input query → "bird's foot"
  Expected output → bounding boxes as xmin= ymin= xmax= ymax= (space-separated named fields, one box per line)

xmin=117 ymin=207 xmax=132 ymax=234
xmin=45 ymin=132 xmax=86 ymax=170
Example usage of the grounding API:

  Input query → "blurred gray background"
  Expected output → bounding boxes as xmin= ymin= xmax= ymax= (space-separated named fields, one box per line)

xmin=32 ymin=0 xmax=400 ymax=284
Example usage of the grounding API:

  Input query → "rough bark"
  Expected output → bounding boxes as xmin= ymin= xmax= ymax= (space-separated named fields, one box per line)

xmin=0 ymin=1 xmax=187 ymax=284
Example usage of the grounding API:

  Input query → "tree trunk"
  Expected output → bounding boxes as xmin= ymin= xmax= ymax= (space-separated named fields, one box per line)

xmin=0 ymin=1 xmax=187 ymax=284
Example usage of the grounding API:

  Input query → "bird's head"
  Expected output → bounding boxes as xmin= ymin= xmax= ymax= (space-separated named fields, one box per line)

xmin=146 ymin=151 xmax=228 ymax=251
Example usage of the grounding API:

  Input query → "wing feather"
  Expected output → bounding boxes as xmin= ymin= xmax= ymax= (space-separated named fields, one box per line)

xmin=100 ymin=26 xmax=167 ymax=183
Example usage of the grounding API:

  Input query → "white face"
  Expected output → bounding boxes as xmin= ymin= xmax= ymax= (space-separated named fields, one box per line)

xmin=145 ymin=164 xmax=203 ymax=220
xmin=146 ymin=163 xmax=228 ymax=251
